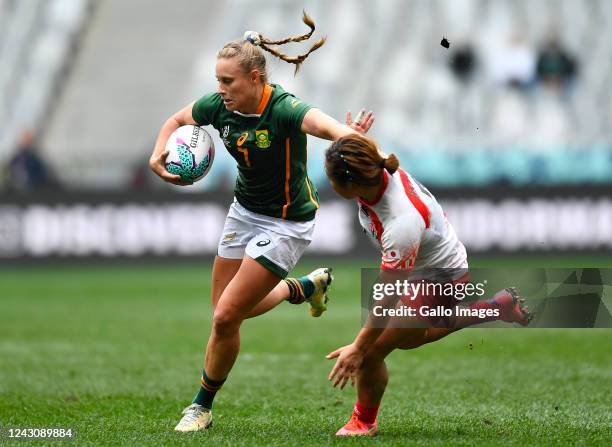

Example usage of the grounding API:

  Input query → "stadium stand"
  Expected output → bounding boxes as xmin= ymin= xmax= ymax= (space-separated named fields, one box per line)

xmin=0 ymin=0 xmax=93 ymax=173
xmin=1 ymin=0 xmax=611 ymax=189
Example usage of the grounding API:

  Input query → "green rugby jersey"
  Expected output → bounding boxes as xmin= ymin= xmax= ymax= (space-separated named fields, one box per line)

xmin=192 ymin=84 xmax=319 ymax=221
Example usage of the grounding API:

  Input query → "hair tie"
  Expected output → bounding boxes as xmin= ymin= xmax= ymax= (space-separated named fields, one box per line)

xmin=243 ymin=31 xmax=261 ymax=46
xmin=378 ymin=158 xmax=387 ymax=168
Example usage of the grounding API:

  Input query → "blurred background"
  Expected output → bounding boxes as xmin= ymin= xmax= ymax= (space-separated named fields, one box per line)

xmin=2 ymin=3 xmax=611 ymax=442
xmin=0 ymin=0 xmax=611 ymax=260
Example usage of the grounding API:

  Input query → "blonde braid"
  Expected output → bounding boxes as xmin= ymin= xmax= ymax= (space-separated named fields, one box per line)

xmin=260 ymin=10 xmax=316 ymax=45
xmin=259 ymin=37 xmax=326 ymax=74
xmin=248 ymin=10 xmax=326 ymax=75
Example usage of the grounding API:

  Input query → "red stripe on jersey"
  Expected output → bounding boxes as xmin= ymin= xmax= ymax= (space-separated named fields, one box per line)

xmin=398 ymin=169 xmax=430 ymax=228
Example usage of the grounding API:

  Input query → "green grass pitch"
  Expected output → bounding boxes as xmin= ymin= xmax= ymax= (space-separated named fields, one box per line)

xmin=1 ymin=257 xmax=611 ymax=446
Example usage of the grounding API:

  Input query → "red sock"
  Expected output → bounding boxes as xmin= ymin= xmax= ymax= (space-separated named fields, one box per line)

xmin=354 ymin=401 xmax=379 ymax=424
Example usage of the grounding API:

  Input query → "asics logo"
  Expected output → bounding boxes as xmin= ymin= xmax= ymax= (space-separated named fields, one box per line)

xmin=237 ymin=132 xmax=249 ymax=146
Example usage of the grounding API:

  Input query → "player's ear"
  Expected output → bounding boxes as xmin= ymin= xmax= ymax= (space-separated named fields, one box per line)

xmin=250 ymin=69 xmax=261 ymax=84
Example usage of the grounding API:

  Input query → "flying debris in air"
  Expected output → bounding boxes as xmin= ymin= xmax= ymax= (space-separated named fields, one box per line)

xmin=440 ymin=37 xmax=450 ymax=49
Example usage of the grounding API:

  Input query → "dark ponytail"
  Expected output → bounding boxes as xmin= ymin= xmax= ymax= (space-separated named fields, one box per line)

xmin=325 ymin=134 xmax=400 ymax=186
xmin=380 ymin=153 xmax=399 ymax=175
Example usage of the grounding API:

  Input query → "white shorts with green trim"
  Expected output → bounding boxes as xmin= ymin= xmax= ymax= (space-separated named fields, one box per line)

xmin=217 ymin=199 xmax=315 ymax=278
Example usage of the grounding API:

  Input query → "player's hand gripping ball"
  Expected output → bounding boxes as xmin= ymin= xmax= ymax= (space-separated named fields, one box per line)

xmin=165 ymin=125 xmax=215 ymax=183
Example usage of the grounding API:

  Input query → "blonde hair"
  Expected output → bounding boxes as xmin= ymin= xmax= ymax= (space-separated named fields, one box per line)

xmin=325 ymin=133 xmax=400 ymax=186
xmin=217 ymin=10 xmax=326 ymax=80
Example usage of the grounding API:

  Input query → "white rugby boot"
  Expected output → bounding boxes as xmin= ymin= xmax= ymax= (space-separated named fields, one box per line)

xmin=174 ymin=404 xmax=213 ymax=432
xmin=306 ymin=267 xmax=334 ymax=317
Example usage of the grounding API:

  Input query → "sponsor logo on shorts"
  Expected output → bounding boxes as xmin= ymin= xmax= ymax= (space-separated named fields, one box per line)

xmin=221 ymin=232 xmax=237 ymax=245
xmin=256 ymin=239 xmax=271 ymax=247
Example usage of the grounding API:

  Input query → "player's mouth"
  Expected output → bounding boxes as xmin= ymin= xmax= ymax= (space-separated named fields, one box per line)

xmin=223 ymin=98 xmax=233 ymax=106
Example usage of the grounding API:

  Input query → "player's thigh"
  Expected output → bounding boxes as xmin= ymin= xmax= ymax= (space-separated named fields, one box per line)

xmin=214 ymin=256 xmax=282 ymax=324
xmin=372 ymin=326 xmax=430 ymax=356
xmin=425 ymin=328 xmax=457 ymax=343
xmin=214 ymin=202 xmax=255 ymax=308
xmin=211 ymin=256 xmax=242 ymax=309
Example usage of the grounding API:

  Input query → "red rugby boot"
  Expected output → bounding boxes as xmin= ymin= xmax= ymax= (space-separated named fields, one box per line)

xmin=489 ymin=287 xmax=533 ymax=326
xmin=335 ymin=414 xmax=378 ymax=437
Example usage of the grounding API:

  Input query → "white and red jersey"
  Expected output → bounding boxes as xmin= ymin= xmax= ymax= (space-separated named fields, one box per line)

xmin=357 ymin=168 xmax=467 ymax=273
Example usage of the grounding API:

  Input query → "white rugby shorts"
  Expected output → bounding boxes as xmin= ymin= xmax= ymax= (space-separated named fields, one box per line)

xmin=217 ymin=199 xmax=315 ymax=278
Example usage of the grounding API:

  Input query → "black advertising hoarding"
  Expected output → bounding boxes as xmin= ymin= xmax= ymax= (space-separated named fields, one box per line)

xmin=0 ymin=186 xmax=610 ymax=260
xmin=0 ymin=191 xmax=355 ymax=260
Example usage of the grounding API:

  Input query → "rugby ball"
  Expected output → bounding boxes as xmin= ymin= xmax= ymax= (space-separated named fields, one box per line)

xmin=165 ymin=125 xmax=214 ymax=182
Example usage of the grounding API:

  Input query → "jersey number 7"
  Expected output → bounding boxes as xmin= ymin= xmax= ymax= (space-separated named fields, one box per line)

xmin=237 ymin=146 xmax=251 ymax=167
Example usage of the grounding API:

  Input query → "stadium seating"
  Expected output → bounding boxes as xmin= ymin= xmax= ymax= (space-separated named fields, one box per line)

xmin=0 ymin=0 xmax=92 ymax=170
xmin=1 ymin=0 xmax=610 ymax=189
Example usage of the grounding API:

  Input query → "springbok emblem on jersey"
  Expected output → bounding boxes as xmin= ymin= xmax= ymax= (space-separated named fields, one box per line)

xmin=255 ymin=130 xmax=270 ymax=148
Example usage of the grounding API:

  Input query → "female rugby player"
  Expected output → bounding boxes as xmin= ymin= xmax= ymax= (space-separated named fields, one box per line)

xmin=149 ymin=13 xmax=373 ymax=432
xmin=324 ymin=133 xmax=531 ymax=436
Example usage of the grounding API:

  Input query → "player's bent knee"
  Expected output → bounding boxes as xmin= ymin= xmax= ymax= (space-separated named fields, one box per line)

xmin=395 ymin=328 xmax=429 ymax=350
xmin=362 ymin=349 xmax=386 ymax=365
xmin=212 ymin=309 xmax=242 ymax=337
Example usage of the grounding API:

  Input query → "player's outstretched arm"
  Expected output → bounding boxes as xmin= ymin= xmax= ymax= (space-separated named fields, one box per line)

xmin=149 ymin=101 xmax=198 ymax=186
xmin=301 ymin=108 xmax=374 ymax=141
xmin=326 ymin=269 xmax=399 ymax=389
xmin=326 ymin=327 xmax=384 ymax=390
